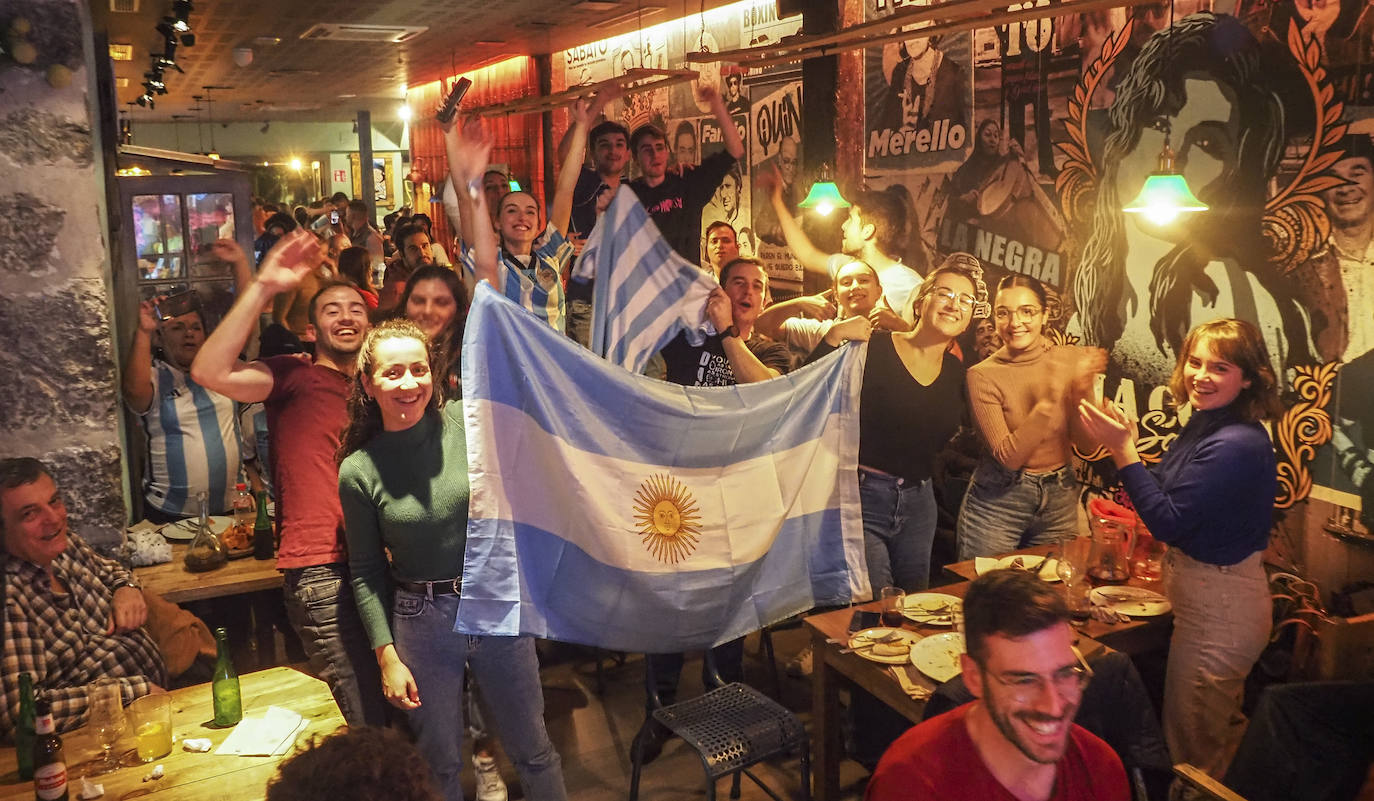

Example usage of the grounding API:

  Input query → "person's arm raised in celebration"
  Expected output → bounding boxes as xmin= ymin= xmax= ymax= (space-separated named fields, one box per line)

xmin=550 ymin=92 xmax=612 ymax=237
xmin=191 ymin=230 xmax=322 ymax=402
xmin=444 ymin=114 xmax=500 ymax=289
xmin=122 ymin=299 xmax=161 ymax=414
xmin=757 ymin=162 xmax=830 ymax=275
xmin=702 ymin=85 xmax=745 ymax=160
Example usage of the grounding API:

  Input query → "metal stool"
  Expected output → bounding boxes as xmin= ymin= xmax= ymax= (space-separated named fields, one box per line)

xmin=629 ymin=652 xmax=810 ymax=801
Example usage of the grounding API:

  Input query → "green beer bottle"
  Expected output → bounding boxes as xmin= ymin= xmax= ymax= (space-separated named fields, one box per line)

xmin=211 ymin=628 xmax=242 ymax=726
xmin=15 ymin=672 xmax=35 ymax=780
xmin=252 ymin=491 xmax=274 ymax=560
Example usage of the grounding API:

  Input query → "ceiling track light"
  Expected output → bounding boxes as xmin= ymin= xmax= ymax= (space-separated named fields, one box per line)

xmin=158 ymin=17 xmax=195 ymax=47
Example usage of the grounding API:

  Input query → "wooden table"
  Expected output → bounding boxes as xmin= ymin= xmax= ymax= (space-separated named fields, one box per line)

xmin=805 ymin=585 xmax=1112 ymax=801
xmin=0 ymin=667 xmax=343 ymax=801
xmin=137 ymin=543 xmax=283 ymax=605
xmin=942 ymin=543 xmax=1173 ymax=656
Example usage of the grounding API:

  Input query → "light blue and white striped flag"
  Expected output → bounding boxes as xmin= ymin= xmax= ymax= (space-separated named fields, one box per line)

xmin=572 ymin=185 xmax=719 ymax=372
xmin=456 ymin=284 xmax=870 ymax=652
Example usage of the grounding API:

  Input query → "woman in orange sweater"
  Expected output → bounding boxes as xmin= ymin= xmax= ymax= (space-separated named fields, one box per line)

xmin=956 ymin=274 xmax=1103 ymax=559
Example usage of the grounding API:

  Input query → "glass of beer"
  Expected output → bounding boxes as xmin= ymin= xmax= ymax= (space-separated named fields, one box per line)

xmin=130 ymin=694 xmax=173 ymax=762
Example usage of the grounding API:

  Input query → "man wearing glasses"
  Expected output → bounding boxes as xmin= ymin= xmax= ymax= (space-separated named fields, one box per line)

xmin=866 ymin=570 xmax=1129 ymax=801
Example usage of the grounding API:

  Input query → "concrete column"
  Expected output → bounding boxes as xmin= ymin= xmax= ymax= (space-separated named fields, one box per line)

xmin=0 ymin=0 xmax=127 ymax=543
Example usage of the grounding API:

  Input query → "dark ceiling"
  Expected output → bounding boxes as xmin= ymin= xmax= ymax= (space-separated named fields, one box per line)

xmin=92 ymin=0 xmax=740 ymax=123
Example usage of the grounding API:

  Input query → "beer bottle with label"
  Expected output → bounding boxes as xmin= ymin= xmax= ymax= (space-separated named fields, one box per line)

xmin=15 ymin=672 xmax=35 ymax=780
xmin=32 ymin=696 xmax=68 ymax=801
xmin=211 ymin=627 xmax=242 ymax=726
xmin=252 ymin=491 xmax=273 ymax=560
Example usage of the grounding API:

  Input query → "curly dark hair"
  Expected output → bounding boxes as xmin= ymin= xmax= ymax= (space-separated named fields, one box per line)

xmin=336 ymin=318 xmax=442 ymax=464
xmin=265 ymin=726 xmax=441 ymax=801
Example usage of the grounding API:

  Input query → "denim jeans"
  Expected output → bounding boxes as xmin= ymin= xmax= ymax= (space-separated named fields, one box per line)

xmin=955 ymin=460 xmax=1078 ymax=560
xmin=859 ymin=468 xmax=937 ymax=593
xmin=392 ymin=589 xmax=566 ymax=801
xmin=281 ymin=564 xmax=387 ymax=727
xmin=566 ymin=297 xmax=592 ymax=348
xmin=1162 ymin=548 xmax=1271 ymax=777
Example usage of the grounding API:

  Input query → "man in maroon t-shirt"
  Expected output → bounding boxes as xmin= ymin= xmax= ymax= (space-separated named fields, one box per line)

xmin=192 ymin=230 xmax=385 ymax=727
xmin=866 ymin=570 xmax=1130 ymax=801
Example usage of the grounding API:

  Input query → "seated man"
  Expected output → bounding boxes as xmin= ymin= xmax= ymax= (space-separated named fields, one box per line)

xmin=866 ymin=570 xmax=1129 ymax=801
xmin=122 ymin=282 xmax=243 ymax=523
xmin=0 ymin=458 xmax=167 ymax=737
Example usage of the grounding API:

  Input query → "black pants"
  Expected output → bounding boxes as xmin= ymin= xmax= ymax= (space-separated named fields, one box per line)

xmin=646 ymin=638 xmax=746 ymax=708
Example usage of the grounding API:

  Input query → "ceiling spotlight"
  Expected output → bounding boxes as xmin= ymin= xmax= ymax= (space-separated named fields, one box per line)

xmin=144 ymin=74 xmax=166 ymax=91
xmin=172 ymin=0 xmax=193 ymax=29
xmin=156 ymin=18 xmax=192 ymax=46
xmin=136 ymin=94 xmax=155 ymax=108
xmin=398 ymin=105 xmax=412 ymax=122
xmin=153 ymin=52 xmax=182 ymax=73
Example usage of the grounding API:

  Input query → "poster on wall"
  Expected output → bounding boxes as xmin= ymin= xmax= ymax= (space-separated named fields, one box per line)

xmin=863 ymin=0 xmax=974 ymax=175
xmin=748 ymin=78 xmax=804 ymax=286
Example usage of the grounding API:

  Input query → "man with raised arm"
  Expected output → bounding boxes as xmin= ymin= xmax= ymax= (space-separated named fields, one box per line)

xmin=190 ymin=231 xmax=385 ymax=727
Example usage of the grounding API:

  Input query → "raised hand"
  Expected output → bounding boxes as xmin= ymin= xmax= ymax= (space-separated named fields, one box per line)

xmin=448 ymin=115 xmax=494 ymax=186
xmin=255 ymin=230 xmax=323 ymax=295
xmin=569 ymin=96 xmax=594 ymax=129
xmin=207 ymin=238 xmax=247 ymax=265
xmin=705 ymin=287 xmax=734 ymax=332
xmin=137 ymin=299 xmax=161 ymax=334
xmin=825 ymin=315 xmax=873 ymax=346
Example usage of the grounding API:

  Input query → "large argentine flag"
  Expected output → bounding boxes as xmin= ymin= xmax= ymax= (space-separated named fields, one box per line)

xmin=572 ymin=185 xmax=719 ymax=372
xmin=456 ymin=284 xmax=870 ymax=652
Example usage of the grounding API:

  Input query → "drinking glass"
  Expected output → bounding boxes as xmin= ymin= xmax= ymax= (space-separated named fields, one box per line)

xmin=879 ymin=586 xmax=905 ymax=628
xmin=1058 ymin=535 xmax=1093 ymax=622
xmin=130 ymin=694 xmax=173 ymax=762
xmin=87 ymin=680 xmax=126 ymax=774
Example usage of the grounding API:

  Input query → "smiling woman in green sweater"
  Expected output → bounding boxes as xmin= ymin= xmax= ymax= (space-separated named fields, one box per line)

xmin=336 ymin=319 xmax=566 ymax=801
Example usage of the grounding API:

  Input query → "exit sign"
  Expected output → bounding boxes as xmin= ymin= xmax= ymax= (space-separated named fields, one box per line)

xmin=333 ymin=169 xmax=347 ymax=182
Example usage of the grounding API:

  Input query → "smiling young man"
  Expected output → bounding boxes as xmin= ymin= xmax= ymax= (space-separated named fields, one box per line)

xmin=754 ymin=259 xmax=885 ymax=358
xmin=192 ymin=230 xmax=385 ymax=729
xmin=866 ymin=570 xmax=1129 ymax=801
xmin=629 ymin=86 xmax=745 ymax=263
xmin=658 ymin=258 xmax=792 ymax=387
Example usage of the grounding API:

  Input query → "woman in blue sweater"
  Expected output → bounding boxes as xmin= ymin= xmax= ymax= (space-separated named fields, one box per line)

xmin=1078 ymin=318 xmax=1280 ymax=778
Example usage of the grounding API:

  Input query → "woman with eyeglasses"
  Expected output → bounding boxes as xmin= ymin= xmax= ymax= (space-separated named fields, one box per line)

xmin=956 ymin=274 xmax=1105 ymax=560
xmin=808 ymin=254 xmax=980 ymax=592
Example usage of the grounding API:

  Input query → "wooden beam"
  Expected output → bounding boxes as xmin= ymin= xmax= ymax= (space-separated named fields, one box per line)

xmin=686 ymin=0 xmax=1013 ymax=63
xmin=717 ymin=0 xmax=1136 ymax=70
xmin=471 ymin=68 xmax=699 ymax=118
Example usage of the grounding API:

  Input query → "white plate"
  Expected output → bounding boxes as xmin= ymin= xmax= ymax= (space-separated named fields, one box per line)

xmin=909 ymin=632 xmax=967 ymax=683
xmin=995 ymin=554 xmax=1061 ymax=582
xmin=900 ymin=593 xmax=962 ymax=626
xmin=161 ymin=515 xmax=234 ymax=542
xmin=847 ymin=628 xmax=922 ymax=664
xmin=1090 ymin=586 xmax=1172 ymax=617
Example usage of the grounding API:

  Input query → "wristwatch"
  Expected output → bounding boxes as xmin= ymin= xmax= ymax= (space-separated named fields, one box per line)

xmin=111 ymin=577 xmax=141 ymax=593
xmin=722 ymin=325 xmax=741 ymax=340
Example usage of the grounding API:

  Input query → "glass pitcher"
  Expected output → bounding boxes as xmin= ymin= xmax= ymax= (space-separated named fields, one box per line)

xmin=184 ymin=491 xmax=227 ymax=572
xmin=1087 ymin=513 xmax=1134 ymax=585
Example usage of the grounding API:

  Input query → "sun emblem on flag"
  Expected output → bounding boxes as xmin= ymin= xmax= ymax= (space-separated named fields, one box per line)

xmin=632 ymin=473 xmax=702 ymax=564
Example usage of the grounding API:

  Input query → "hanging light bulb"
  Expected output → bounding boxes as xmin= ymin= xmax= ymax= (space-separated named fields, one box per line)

xmin=1121 ymin=124 xmax=1208 ymax=226
xmin=798 ymin=163 xmax=850 ymax=216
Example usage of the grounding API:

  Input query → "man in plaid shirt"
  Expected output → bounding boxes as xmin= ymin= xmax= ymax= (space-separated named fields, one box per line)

xmin=1 ymin=458 xmax=166 ymax=737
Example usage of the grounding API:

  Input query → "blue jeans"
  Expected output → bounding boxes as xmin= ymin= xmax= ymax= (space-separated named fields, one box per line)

xmin=859 ymin=468 xmax=937 ymax=593
xmin=956 ymin=461 xmax=1078 ymax=560
xmin=393 ymin=589 xmax=566 ymax=801
xmin=281 ymin=564 xmax=387 ymax=727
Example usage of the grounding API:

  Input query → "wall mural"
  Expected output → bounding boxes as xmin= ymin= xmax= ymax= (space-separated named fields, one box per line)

xmin=859 ymin=1 xmax=1374 ymax=527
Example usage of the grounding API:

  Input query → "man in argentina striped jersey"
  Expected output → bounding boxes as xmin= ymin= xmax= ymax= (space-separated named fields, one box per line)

xmin=122 ymin=288 xmax=241 ymax=524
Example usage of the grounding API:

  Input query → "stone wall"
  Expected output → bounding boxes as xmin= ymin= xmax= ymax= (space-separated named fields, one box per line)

xmin=0 ymin=0 xmax=126 ymax=545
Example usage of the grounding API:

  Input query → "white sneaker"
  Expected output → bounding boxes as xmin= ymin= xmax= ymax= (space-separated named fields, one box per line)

xmin=785 ymin=643 xmax=814 ymax=678
xmin=472 ymin=754 xmax=508 ymax=801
